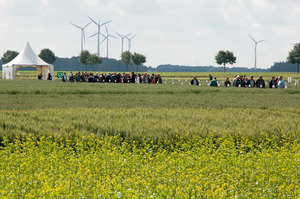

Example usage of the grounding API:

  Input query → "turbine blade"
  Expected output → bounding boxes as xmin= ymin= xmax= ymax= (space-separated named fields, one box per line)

xmin=100 ymin=37 xmax=107 ymax=44
xmin=100 ymin=33 xmax=106 ymax=37
xmin=89 ymin=33 xmax=98 ymax=38
xmin=130 ymin=34 xmax=137 ymax=39
xmin=71 ymin=23 xmax=82 ymax=29
xmin=84 ymin=21 xmax=92 ymax=29
xmin=88 ymin=16 xmax=99 ymax=25
xmin=249 ymin=35 xmax=256 ymax=43
xmin=115 ymin=31 xmax=123 ymax=38
xmin=125 ymin=33 xmax=132 ymax=37
xmin=110 ymin=35 xmax=118 ymax=39
xmin=100 ymin=20 xmax=112 ymax=27
xmin=257 ymin=40 xmax=265 ymax=43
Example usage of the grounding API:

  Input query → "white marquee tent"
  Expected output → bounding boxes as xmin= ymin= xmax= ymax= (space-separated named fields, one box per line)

xmin=2 ymin=42 xmax=54 ymax=80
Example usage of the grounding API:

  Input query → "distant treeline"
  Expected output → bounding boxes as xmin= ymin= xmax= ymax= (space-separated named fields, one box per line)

xmin=269 ymin=62 xmax=299 ymax=72
xmin=0 ymin=58 xmax=298 ymax=72
xmin=0 ymin=57 xmax=148 ymax=72
xmin=156 ymin=64 xmax=269 ymax=72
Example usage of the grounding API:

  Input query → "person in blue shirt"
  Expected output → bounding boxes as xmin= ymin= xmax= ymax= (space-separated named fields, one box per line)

xmin=277 ymin=75 xmax=286 ymax=88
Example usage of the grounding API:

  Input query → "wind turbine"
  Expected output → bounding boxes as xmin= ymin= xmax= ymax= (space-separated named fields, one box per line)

xmin=101 ymin=24 xmax=118 ymax=58
xmin=250 ymin=35 xmax=265 ymax=69
xmin=88 ymin=16 xmax=112 ymax=57
xmin=126 ymin=34 xmax=137 ymax=52
xmin=115 ymin=32 xmax=132 ymax=54
xmin=71 ymin=21 xmax=91 ymax=52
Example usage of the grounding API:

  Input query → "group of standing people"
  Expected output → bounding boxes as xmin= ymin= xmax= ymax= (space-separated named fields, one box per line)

xmin=61 ymin=71 xmax=163 ymax=84
xmin=38 ymin=73 xmax=52 ymax=80
xmin=190 ymin=75 xmax=286 ymax=88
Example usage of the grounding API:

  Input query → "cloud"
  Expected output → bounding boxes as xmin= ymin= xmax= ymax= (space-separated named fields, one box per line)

xmin=1 ymin=0 xmax=300 ymax=68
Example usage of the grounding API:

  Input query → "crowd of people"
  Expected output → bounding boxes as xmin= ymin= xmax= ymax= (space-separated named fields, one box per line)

xmin=191 ymin=75 xmax=286 ymax=88
xmin=39 ymin=72 xmax=287 ymax=89
xmin=59 ymin=71 xmax=163 ymax=84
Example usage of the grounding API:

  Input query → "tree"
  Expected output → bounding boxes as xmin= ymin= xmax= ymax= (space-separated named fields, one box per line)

xmin=1 ymin=50 xmax=19 ymax=64
xmin=79 ymin=50 xmax=91 ymax=72
xmin=131 ymin=52 xmax=146 ymax=72
xmin=39 ymin=48 xmax=56 ymax=64
xmin=86 ymin=54 xmax=102 ymax=71
xmin=121 ymin=51 xmax=132 ymax=72
xmin=215 ymin=50 xmax=236 ymax=73
xmin=287 ymin=43 xmax=300 ymax=74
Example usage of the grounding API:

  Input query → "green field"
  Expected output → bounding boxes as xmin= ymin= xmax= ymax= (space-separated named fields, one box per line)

xmin=0 ymin=72 xmax=300 ymax=198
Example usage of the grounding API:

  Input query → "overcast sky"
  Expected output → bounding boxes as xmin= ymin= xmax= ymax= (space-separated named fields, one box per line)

xmin=1 ymin=0 xmax=300 ymax=68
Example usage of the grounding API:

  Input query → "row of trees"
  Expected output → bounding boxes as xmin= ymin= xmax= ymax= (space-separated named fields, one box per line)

xmin=79 ymin=50 xmax=102 ymax=71
xmin=121 ymin=51 xmax=146 ymax=72
xmin=79 ymin=50 xmax=147 ymax=72
xmin=1 ymin=49 xmax=56 ymax=65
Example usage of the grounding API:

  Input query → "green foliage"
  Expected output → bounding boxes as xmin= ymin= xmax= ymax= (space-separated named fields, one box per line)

xmin=86 ymin=54 xmax=102 ymax=71
xmin=1 ymin=50 xmax=19 ymax=64
xmin=287 ymin=44 xmax=300 ymax=73
xmin=79 ymin=50 xmax=91 ymax=71
xmin=38 ymin=48 xmax=56 ymax=64
xmin=121 ymin=51 xmax=132 ymax=72
xmin=131 ymin=52 xmax=146 ymax=72
xmin=215 ymin=50 xmax=237 ymax=72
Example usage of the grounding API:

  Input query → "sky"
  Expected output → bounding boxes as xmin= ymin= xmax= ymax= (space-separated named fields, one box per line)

xmin=1 ymin=0 xmax=300 ymax=69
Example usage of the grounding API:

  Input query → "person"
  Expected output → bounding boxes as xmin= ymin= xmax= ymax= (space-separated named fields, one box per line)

xmin=68 ymin=71 xmax=73 ymax=80
xmin=38 ymin=73 xmax=43 ymax=80
xmin=248 ymin=75 xmax=255 ymax=88
xmin=131 ymin=72 xmax=136 ymax=83
xmin=209 ymin=77 xmax=218 ymax=87
xmin=190 ymin=76 xmax=199 ymax=86
xmin=209 ymin=74 xmax=213 ymax=81
xmin=69 ymin=74 xmax=75 ymax=82
xmin=256 ymin=75 xmax=265 ymax=88
xmin=242 ymin=77 xmax=249 ymax=87
xmin=47 ymin=73 xmax=52 ymax=80
xmin=269 ymin=76 xmax=277 ymax=88
xmin=76 ymin=72 xmax=81 ymax=82
xmin=233 ymin=75 xmax=242 ymax=87
xmin=157 ymin=74 xmax=162 ymax=84
xmin=94 ymin=73 xmax=99 ymax=82
xmin=62 ymin=72 xmax=67 ymax=82
xmin=277 ymin=75 xmax=286 ymax=88
xmin=152 ymin=74 xmax=156 ymax=84
xmin=224 ymin=77 xmax=231 ymax=87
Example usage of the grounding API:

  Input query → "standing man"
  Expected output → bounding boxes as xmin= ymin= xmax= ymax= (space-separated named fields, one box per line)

xmin=190 ymin=76 xmax=199 ymax=86
xmin=256 ymin=75 xmax=265 ymax=88
xmin=269 ymin=76 xmax=277 ymax=88
xmin=249 ymin=75 xmax=255 ymax=88
xmin=277 ymin=76 xmax=286 ymax=88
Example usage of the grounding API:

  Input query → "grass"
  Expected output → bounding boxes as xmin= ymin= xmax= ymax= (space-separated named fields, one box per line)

xmin=0 ymin=72 xmax=300 ymax=197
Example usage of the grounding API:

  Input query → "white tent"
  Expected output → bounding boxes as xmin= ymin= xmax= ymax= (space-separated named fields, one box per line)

xmin=2 ymin=42 xmax=54 ymax=80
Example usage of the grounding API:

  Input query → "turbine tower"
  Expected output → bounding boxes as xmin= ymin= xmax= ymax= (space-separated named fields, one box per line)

xmin=101 ymin=24 xmax=118 ymax=58
xmin=88 ymin=16 xmax=112 ymax=57
xmin=250 ymin=35 xmax=265 ymax=69
xmin=126 ymin=34 xmax=137 ymax=52
xmin=71 ymin=21 xmax=91 ymax=52
xmin=115 ymin=32 xmax=132 ymax=54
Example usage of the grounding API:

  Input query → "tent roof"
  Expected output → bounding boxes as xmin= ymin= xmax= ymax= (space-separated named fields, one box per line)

xmin=3 ymin=42 xmax=50 ymax=67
